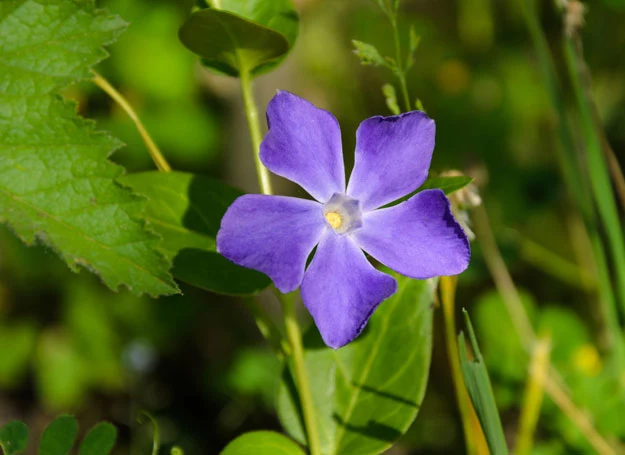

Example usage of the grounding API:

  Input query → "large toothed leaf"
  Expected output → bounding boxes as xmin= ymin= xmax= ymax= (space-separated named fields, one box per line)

xmin=278 ymin=276 xmax=435 ymax=455
xmin=0 ymin=0 xmax=178 ymax=296
xmin=179 ymin=0 xmax=298 ymax=77
xmin=119 ymin=171 xmax=271 ymax=295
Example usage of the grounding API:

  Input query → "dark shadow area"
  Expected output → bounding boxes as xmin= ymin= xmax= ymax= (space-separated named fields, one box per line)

xmin=332 ymin=413 xmax=402 ymax=444
xmin=351 ymin=382 xmax=421 ymax=408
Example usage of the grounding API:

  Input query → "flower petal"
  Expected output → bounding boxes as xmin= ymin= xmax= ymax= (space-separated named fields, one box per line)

xmin=301 ymin=231 xmax=397 ymax=349
xmin=260 ymin=91 xmax=345 ymax=202
xmin=347 ymin=111 xmax=435 ymax=211
xmin=353 ymin=189 xmax=470 ymax=278
xmin=217 ymin=195 xmax=325 ymax=293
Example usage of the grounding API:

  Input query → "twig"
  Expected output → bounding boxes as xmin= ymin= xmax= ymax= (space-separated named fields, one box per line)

xmin=91 ymin=71 xmax=172 ymax=173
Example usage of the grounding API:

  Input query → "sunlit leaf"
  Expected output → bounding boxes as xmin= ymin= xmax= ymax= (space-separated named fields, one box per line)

xmin=221 ymin=431 xmax=305 ymax=455
xmin=38 ymin=416 xmax=78 ymax=455
xmin=0 ymin=421 xmax=28 ymax=455
xmin=119 ymin=171 xmax=271 ymax=295
xmin=179 ymin=0 xmax=298 ymax=77
xmin=278 ymin=276 xmax=435 ymax=455
xmin=0 ymin=0 xmax=178 ymax=296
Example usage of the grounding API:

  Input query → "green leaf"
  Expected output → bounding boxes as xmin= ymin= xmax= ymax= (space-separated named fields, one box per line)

xmin=0 ymin=421 xmax=28 ymax=455
xmin=118 ymin=171 xmax=270 ymax=295
xmin=352 ymin=40 xmax=388 ymax=67
xmin=278 ymin=276 xmax=435 ymax=455
xmin=0 ymin=0 xmax=178 ymax=296
xmin=381 ymin=84 xmax=400 ymax=115
xmin=221 ymin=431 xmax=305 ymax=455
xmin=38 ymin=416 xmax=79 ymax=455
xmin=419 ymin=175 xmax=474 ymax=195
xmin=79 ymin=423 xmax=117 ymax=455
xmin=179 ymin=0 xmax=298 ymax=77
xmin=458 ymin=310 xmax=509 ymax=455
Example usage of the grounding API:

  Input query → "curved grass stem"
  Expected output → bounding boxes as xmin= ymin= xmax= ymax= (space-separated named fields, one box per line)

xmin=91 ymin=71 xmax=172 ymax=173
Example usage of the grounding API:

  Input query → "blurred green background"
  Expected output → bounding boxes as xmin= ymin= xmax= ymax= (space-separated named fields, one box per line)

xmin=1 ymin=0 xmax=624 ymax=453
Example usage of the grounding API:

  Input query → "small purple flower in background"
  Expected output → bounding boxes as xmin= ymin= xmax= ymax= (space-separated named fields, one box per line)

xmin=217 ymin=91 xmax=470 ymax=349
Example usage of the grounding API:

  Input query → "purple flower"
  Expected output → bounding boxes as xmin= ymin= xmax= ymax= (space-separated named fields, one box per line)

xmin=217 ymin=92 xmax=470 ymax=349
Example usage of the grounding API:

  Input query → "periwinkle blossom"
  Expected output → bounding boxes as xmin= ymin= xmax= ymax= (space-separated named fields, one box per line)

xmin=217 ymin=91 xmax=470 ymax=349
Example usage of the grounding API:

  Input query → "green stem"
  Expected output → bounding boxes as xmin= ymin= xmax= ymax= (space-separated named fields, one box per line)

xmin=506 ymin=229 xmax=595 ymax=291
xmin=279 ymin=291 xmax=322 ymax=455
xmin=517 ymin=0 xmax=622 ymax=368
xmin=389 ymin=16 xmax=411 ymax=112
xmin=239 ymin=68 xmax=273 ymax=195
xmin=137 ymin=411 xmax=160 ymax=455
xmin=238 ymin=66 xmax=319 ymax=455
xmin=563 ymin=36 xmax=625 ymax=318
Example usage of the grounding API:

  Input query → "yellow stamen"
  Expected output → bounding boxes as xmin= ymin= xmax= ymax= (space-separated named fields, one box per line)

xmin=325 ymin=211 xmax=342 ymax=230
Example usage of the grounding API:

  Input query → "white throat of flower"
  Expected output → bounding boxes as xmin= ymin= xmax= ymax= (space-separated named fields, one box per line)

xmin=323 ymin=193 xmax=363 ymax=235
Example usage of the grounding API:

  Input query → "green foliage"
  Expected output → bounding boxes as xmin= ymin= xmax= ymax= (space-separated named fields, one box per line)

xmin=458 ymin=311 xmax=509 ymax=455
xmin=226 ymin=348 xmax=281 ymax=407
xmin=38 ymin=416 xmax=79 ymax=455
xmin=381 ymin=84 xmax=400 ymax=115
xmin=1 ymin=418 xmax=119 ymax=455
xmin=0 ymin=421 xmax=28 ymax=455
xmin=79 ymin=423 xmax=117 ymax=455
xmin=0 ymin=0 xmax=178 ymax=296
xmin=221 ymin=431 xmax=304 ymax=455
xmin=352 ymin=40 xmax=388 ymax=67
xmin=419 ymin=175 xmax=474 ymax=195
xmin=119 ymin=171 xmax=271 ymax=295
xmin=98 ymin=0 xmax=219 ymax=170
xmin=179 ymin=0 xmax=298 ymax=77
xmin=278 ymin=276 xmax=434 ymax=455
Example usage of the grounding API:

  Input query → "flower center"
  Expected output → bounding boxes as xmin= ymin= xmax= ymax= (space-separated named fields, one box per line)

xmin=325 ymin=211 xmax=342 ymax=230
xmin=323 ymin=193 xmax=362 ymax=235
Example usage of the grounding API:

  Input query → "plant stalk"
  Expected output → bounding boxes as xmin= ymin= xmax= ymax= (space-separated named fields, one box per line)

xmin=239 ymin=68 xmax=273 ymax=195
xmin=441 ymin=276 xmax=489 ymax=455
xmin=563 ymin=35 xmax=625 ymax=317
xmin=91 ymin=71 xmax=172 ymax=173
xmin=279 ymin=292 xmax=322 ymax=455
xmin=238 ymin=67 xmax=319 ymax=455
xmin=389 ymin=16 xmax=411 ymax=112
xmin=516 ymin=336 xmax=551 ymax=455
